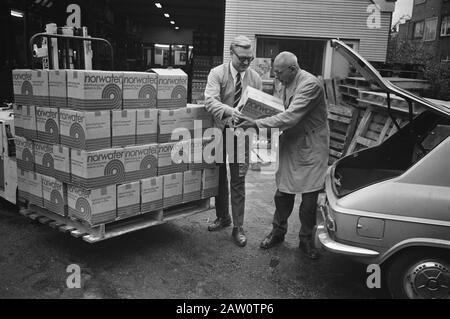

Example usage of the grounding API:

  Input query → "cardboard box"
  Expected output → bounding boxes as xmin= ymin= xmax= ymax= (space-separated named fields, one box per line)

xmin=26 ymin=172 xmax=43 ymax=207
xmin=157 ymin=141 xmax=188 ymax=175
xmin=42 ymin=175 xmax=67 ymax=216
xmin=12 ymin=69 xmax=49 ymax=107
xmin=68 ymin=184 xmax=116 ymax=226
xmin=136 ymin=109 xmax=158 ymax=145
xmin=52 ymin=145 xmax=71 ymax=183
xmin=123 ymin=72 xmax=157 ymax=109
xmin=21 ymin=105 xmax=37 ymax=140
xmin=17 ymin=168 xmax=29 ymax=202
xmin=15 ymin=136 xmax=34 ymax=172
xmin=112 ymin=109 xmax=136 ymax=147
xmin=67 ymin=70 xmax=123 ymax=110
xmin=183 ymin=170 xmax=202 ymax=203
xmin=189 ymin=137 xmax=217 ymax=171
xmin=59 ymin=109 xmax=111 ymax=151
xmin=177 ymin=107 xmax=195 ymax=138
xmin=117 ymin=181 xmax=141 ymax=219
xmin=163 ymin=173 xmax=183 ymax=208
xmin=238 ymin=86 xmax=284 ymax=119
xmin=36 ymin=107 xmax=60 ymax=144
xmin=33 ymin=142 xmax=70 ymax=182
xmin=187 ymin=104 xmax=213 ymax=134
xmin=13 ymin=104 xmax=24 ymax=137
xmin=158 ymin=109 xmax=178 ymax=143
xmin=202 ymin=167 xmax=219 ymax=199
xmin=71 ymin=148 xmax=125 ymax=189
xmin=151 ymin=68 xmax=187 ymax=109
xmin=48 ymin=70 xmax=67 ymax=108
xmin=123 ymin=144 xmax=158 ymax=182
xmin=140 ymin=176 xmax=163 ymax=213
xmin=12 ymin=69 xmax=33 ymax=106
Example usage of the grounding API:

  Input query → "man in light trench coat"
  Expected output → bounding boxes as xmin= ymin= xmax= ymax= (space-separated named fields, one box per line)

xmin=238 ymin=51 xmax=330 ymax=259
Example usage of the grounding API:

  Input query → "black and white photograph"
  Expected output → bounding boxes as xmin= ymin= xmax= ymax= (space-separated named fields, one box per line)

xmin=0 ymin=0 xmax=449 ymax=305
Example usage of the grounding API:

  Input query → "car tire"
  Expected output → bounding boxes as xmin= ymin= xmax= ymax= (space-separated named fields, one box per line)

xmin=386 ymin=249 xmax=450 ymax=299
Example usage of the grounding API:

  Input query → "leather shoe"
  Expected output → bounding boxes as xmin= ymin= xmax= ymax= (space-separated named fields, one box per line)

xmin=299 ymin=240 xmax=319 ymax=260
xmin=260 ymin=232 xmax=284 ymax=249
xmin=232 ymin=227 xmax=247 ymax=247
xmin=208 ymin=217 xmax=231 ymax=231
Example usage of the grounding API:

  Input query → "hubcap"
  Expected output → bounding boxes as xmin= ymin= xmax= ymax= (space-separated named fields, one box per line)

xmin=404 ymin=261 xmax=450 ymax=299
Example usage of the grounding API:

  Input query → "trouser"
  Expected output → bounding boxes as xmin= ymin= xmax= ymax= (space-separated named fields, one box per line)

xmin=214 ymin=128 xmax=249 ymax=227
xmin=271 ymin=189 xmax=320 ymax=241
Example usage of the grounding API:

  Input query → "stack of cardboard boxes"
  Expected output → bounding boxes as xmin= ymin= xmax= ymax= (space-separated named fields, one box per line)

xmin=13 ymin=68 xmax=219 ymax=226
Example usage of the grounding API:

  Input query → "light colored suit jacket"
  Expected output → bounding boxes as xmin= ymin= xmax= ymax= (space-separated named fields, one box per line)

xmin=256 ymin=70 xmax=330 ymax=194
xmin=204 ymin=63 xmax=262 ymax=131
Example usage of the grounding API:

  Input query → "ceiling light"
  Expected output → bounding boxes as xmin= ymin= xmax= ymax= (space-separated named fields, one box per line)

xmin=10 ymin=10 xmax=24 ymax=18
xmin=175 ymin=26 xmax=179 ymax=30
xmin=155 ymin=3 xmax=162 ymax=8
xmin=164 ymin=13 xmax=170 ymax=18
xmin=170 ymin=21 xmax=175 ymax=24
xmin=46 ymin=1 xmax=53 ymax=7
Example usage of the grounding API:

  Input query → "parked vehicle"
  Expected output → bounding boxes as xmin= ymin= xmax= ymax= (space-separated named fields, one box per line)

xmin=315 ymin=39 xmax=450 ymax=299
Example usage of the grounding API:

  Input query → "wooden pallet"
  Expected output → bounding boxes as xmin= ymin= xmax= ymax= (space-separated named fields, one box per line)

xmin=327 ymin=103 xmax=360 ymax=164
xmin=19 ymin=198 xmax=213 ymax=243
xmin=346 ymin=105 xmax=408 ymax=155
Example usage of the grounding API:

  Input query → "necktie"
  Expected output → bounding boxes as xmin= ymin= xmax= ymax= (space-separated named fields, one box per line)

xmin=233 ymin=72 xmax=242 ymax=108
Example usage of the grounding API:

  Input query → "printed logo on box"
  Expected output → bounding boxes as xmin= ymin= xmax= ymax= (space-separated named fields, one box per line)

xmin=67 ymin=184 xmax=116 ymax=226
xmin=36 ymin=107 xmax=59 ymax=144
xmin=123 ymin=72 xmax=157 ymax=109
xmin=123 ymin=144 xmax=158 ymax=182
xmin=67 ymin=70 xmax=123 ymax=110
xmin=16 ymin=137 xmax=34 ymax=172
xmin=42 ymin=176 xmax=67 ymax=216
xmin=140 ymin=176 xmax=163 ymax=213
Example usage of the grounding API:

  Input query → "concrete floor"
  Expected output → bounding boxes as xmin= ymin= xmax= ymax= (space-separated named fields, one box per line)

xmin=0 ymin=169 xmax=388 ymax=299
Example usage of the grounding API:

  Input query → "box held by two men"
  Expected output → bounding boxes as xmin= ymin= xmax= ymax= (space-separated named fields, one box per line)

xmin=68 ymin=184 xmax=116 ymax=226
xmin=151 ymin=69 xmax=187 ymax=109
xmin=67 ymin=70 xmax=123 ymax=110
xmin=141 ymin=176 xmax=163 ymax=213
xmin=238 ymin=86 xmax=284 ymax=119
xmin=117 ymin=181 xmax=141 ymax=220
xmin=123 ymin=72 xmax=157 ymax=109
xmin=59 ymin=109 xmax=111 ymax=151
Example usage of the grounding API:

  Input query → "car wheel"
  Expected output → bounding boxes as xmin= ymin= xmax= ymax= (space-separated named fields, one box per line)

xmin=387 ymin=249 xmax=450 ymax=299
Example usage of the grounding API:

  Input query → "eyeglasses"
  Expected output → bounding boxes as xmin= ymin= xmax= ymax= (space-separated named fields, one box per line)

xmin=231 ymin=49 xmax=254 ymax=63
xmin=274 ymin=65 xmax=293 ymax=76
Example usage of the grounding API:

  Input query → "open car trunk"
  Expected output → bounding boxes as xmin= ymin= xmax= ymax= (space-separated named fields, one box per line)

xmin=332 ymin=111 xmax=450 ymax=197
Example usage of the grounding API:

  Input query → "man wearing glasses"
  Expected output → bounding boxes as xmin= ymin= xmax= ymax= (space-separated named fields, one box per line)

xmin=237 ymin=51 xmax=329 ymax=259
xmin=204 ymin=35 xmax=262 ymax=247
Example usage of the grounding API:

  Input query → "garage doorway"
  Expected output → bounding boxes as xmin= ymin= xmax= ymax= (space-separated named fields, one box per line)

xmin=256 ymin=36 xmax=327 ymax=76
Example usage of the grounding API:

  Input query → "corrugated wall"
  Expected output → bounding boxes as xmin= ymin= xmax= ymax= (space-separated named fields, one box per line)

xmin=224 ymin=0 xmax=393 ymax=64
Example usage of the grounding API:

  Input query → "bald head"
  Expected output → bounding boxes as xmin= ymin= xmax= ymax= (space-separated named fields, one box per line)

xmin=273 ymin=51 xmax=300 ymax=85
xmin=274 ymin=51 xmax=299 ymax=69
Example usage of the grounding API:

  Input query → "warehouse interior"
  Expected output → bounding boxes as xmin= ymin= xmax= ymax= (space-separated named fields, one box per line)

xmin=1 ymin=0 xmax=226 ymax=103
